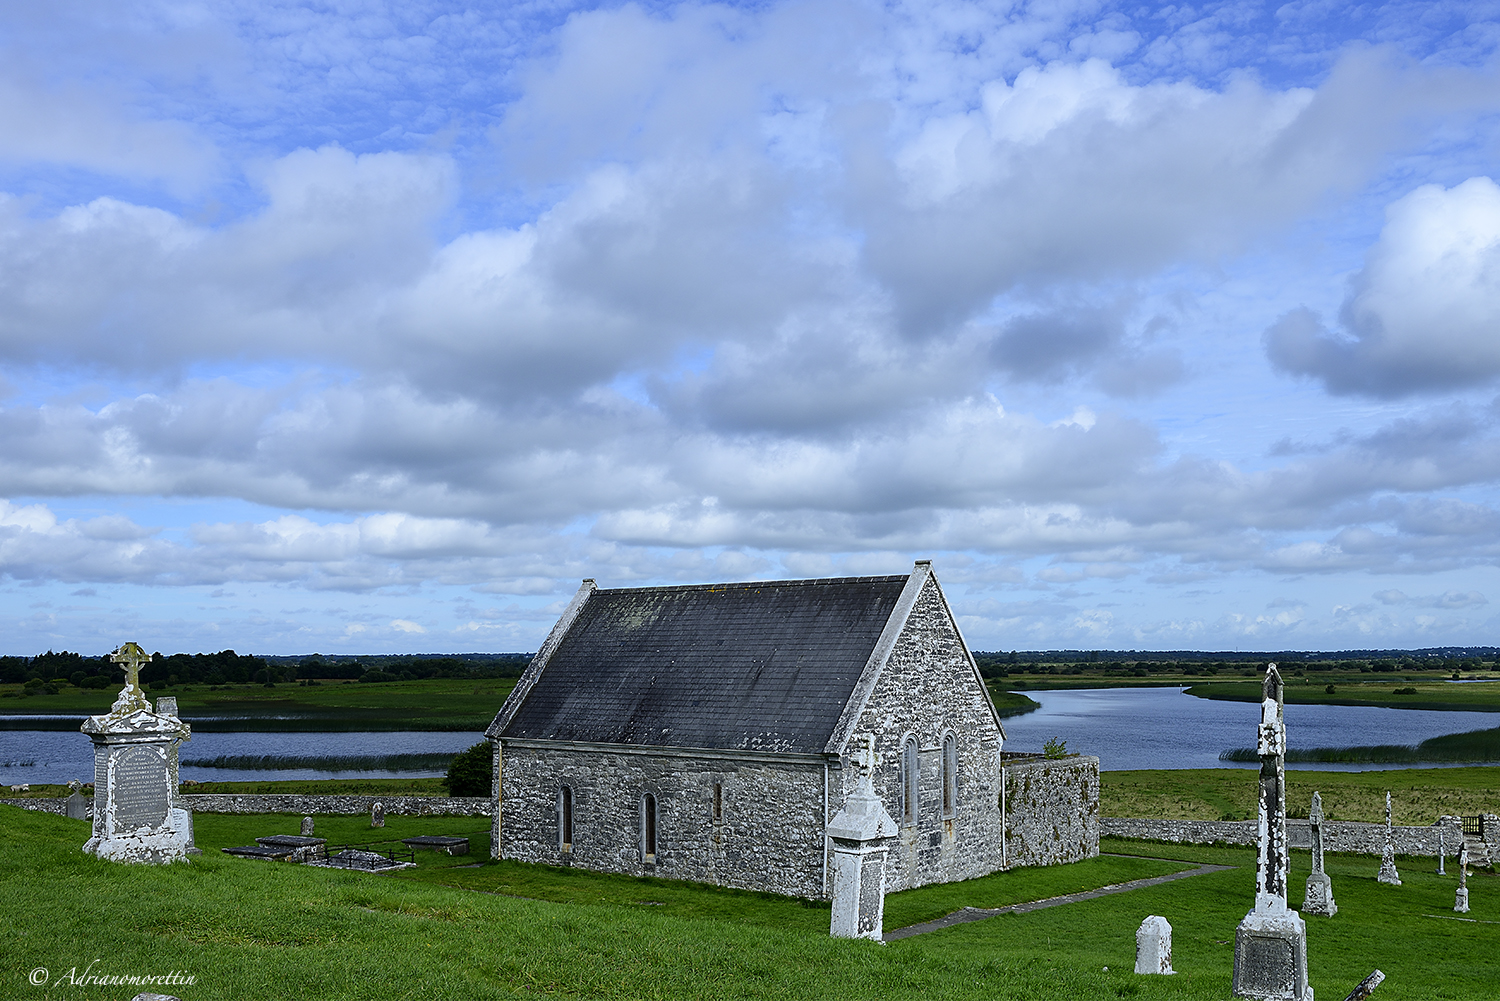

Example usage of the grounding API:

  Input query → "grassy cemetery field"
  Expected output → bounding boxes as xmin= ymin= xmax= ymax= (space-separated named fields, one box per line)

xmin=6 ymin=805 xmax=1496 ymax=1000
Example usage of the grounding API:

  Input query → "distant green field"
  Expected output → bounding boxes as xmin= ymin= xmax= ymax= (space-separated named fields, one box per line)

xmin=1185 ymin=678 xmax=1500 ymax=712
xmin=1102 ymin=766 xmax=1500 ymax=823
xmin=0 ymin=677 xmax=518 ymax=731
xmin=7 ymin=806 xmax=1497 ymax=999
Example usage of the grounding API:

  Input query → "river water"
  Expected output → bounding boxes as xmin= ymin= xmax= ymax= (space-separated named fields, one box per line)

xmin=1002 ymin=686 xmax=1500 ymax=771
xmin=1 ymin=686 xmax=1496 ymax=784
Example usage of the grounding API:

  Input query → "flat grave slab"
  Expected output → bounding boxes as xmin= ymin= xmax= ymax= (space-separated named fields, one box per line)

xmin=402 ymin=835 xmax=470 ymax=855
xmin=222 ymin=844 xmax=295 ymax=860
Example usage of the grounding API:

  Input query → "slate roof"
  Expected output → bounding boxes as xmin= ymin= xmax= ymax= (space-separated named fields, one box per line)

xmin=496 ymin=575 xmax=911 ymax=753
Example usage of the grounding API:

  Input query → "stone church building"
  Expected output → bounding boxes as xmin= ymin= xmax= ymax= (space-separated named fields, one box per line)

xmin=486 ymin=561 xmax=1097 ymax=899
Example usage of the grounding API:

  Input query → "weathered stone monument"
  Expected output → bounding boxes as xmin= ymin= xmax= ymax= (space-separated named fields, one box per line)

xmin=370 ymin=802 xmax=385 ymax=828
xmin=1376 ymin=792 xmax=1401 ymax=885
xmin=1342 ymin=970 xmax=1384 ymax=1001
xmin=1437 ymin=828 xmax=1446 ymax=875
xmin=81 ymin=643 xmax=195 ymax=864
xmin=1232 ymin=664 xmax=1313 ymax=1001
xmin=1302 ymin=791 xmax=1337 ymax=917
xmin=827 ymin=737 xmax=897 ymax=941
xmin=65 ymin=779 xmax=88 ymax=820
xmin=1135 ymin=915 xmax=1174 ymax=974
xmin=301 ymin=815 xmax=315 ymax=836
xmin=1455 ymin=846 xmax=1469 ymax=914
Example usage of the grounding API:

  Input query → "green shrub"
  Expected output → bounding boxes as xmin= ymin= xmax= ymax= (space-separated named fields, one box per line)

xmin=1043 ymin=736 xmax=1068 ymax=759
xmin=444 ymin=740 xmax=494 ymax=797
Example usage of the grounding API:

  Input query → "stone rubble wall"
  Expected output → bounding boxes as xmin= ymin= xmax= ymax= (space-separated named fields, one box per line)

xmin=842 ymin=574 xmax=1008 ymax=892
xmin=1101 ymin=815 xmax=1490 ymax=856
xmin=499 ymin=745 xmax=828 ymax=898
xmin=3 ymin=795 xmax=491 ymax=817
xmin=1003 ymin=755 xmax=1101 ymax=868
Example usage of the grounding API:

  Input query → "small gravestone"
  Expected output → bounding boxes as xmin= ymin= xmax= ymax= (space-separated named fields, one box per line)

xmin=301 ymin=815 xmax=315 ymax=836
xmin=1455 ymin=846 xmax=1470 ymax=913
xmin=65 ymin=780 xmax=88 ymax=820
xmin=1302 ymin=791 xmax=1337 ymax=916
xmin=827 ymin=736 xmax=897 ymax=941
xmin=80 ymin=643 xmax=195 ymax=864
xmin=371 ymin=802 xmax=385 ymax=828
xmin=1376 ymin=792 xmax=1401 ymax=885
xmin=1342 ymin=969 xmax=1384 ymax=1001
xmin=1134 ymin=915 xmax=1174 ymax=974
xmin=1232 ymin=665 xmax=1312 ymax=1001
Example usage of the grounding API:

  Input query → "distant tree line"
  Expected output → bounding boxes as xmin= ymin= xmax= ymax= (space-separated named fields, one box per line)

xmin=0 ymin=650 xmax=534 ymax=692
xmin=970 ymin=651 xmax=1494 ymax=680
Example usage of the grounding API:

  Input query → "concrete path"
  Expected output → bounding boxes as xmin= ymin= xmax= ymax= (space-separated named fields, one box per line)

xmin=882 ymin=858 xmax=1235 ymax=942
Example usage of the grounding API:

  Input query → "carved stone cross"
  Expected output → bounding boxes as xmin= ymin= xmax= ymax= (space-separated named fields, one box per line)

xmin=110 ymin=642 xmax=150 ymax=690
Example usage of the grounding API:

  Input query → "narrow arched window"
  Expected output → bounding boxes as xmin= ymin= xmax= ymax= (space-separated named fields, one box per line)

xmin=642 ymin=793 xmax=658 ymax=860
xmin=558 ymin=785 xmax=573 ymax=851
xmin=942 ymin=735 xmax=958 ymax=818
xmin=712 ymin=782 xmax=723 ymax=823
xmin=901 ymin=737 xmax=919 ymax=826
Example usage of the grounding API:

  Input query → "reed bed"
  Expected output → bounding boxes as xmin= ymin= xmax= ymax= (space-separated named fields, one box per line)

xmin=1220 ymin=725 xmax=1500 ymax=763
xmin=179 ymin=751 xmax=457 ymax=771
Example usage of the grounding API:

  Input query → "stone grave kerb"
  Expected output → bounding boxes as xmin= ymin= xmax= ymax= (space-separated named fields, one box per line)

xmin=827 ymin=736 xmax=898 ymax=941
xmin=80 ymin=643 xmax=195 ymax=864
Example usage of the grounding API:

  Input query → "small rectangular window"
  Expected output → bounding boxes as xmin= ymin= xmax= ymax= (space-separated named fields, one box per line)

xmin=713 ymin=782 xmax=723 ymax=823
xmin=642 ymin=793 xmax=657 ymax=860
xmin=559 ymin=785 xmax=573 ymax=851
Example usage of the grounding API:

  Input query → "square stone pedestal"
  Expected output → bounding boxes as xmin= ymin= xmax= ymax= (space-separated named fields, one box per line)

xmin=1233 ymin=908 xmax=1313 ymax=1001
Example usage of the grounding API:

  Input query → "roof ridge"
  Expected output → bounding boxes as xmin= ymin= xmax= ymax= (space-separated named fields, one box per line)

xmin=593 ymin=574 xmax=908 ymax=594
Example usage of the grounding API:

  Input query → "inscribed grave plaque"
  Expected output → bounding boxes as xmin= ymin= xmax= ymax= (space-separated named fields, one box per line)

xmin=114 ymin=746 xmax=169 ymax=830
xmin=858 ymin=854 xmax=885 ymax=936
xmin=1239 ymin=936 xmax=1294 ymax=997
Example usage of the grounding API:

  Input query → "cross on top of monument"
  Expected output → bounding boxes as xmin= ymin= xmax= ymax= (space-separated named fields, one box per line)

xmin=110 ymin=642 xmax=150 ymax=690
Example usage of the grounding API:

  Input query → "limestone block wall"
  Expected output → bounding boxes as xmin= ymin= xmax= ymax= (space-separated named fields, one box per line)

xmin=499 ymin=744 xmax=828 ymax=898
xmin=841 ymin=576 xmax=1007 ymax=892
xmin=1101 ymin=815 xmax=1481 ymax=856
xmin=1002 ymin=756 xmax=1101 ymax=868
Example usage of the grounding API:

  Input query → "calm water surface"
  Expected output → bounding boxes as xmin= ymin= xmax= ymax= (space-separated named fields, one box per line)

xmin=2 ymin=687 xmax=1497 ymax=783
xmin=1002 ymin=686 xmax=1500 ymax=771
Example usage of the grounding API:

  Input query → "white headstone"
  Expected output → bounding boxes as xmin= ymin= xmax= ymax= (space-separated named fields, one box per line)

xmin=1135 ymin=915 xmax=1174 ymax=974
xmin=79 ymin=643 xmax=194 ymax=864
xmin=827 ymin=737 xmax=897 ymax=941
xmin=1376 ymin=791 xmax=1401 ymax=885
xmin=301 ymin=815 xmax=315 ymax=836
xmin=371 ymin=802 xmax=385 ymax=828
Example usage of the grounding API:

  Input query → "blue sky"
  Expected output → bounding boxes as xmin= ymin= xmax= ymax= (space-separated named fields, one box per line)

xmin=4 ymin=0 xmax=1500 ymax=655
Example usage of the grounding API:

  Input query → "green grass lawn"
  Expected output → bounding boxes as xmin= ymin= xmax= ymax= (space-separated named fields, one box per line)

xmin=0 ymin=677 xmax=518 ymax=731
xmin=7 ymin=805 xmax=1497 ymax=999
xmin=1102 ymin=767 xmax=1500 ymax=823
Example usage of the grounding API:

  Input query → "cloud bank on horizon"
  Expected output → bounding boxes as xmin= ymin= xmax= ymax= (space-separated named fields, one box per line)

xmin=3 ymin=0 xmax=1500 ymax=655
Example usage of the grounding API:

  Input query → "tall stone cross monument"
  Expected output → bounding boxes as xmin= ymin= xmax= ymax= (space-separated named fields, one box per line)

xmin=1302 ymin=791 xmax=1337 ymax=916
xmin=81 ymin=642 xmax=196 ymax=864
xmin=1232 ymin=664 xmax=1313 ymax=1001
xmin=827 ymin=735 xmax=898 ymax=941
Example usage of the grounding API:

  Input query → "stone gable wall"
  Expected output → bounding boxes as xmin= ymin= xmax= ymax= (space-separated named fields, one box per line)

xmin=841 ymin=576 xmax=1008 ymax=891
xmin=498 ymin=746 xmax=828 ymax=898
xmin=1002 ymin=756 xmax=1101 ymax=868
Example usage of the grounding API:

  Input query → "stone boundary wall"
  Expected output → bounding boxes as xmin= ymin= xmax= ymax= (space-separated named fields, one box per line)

xmin=1101 ymin=815 xmax=1494 ymax=857
xmin=1003 ymin=755 xmax=1100 ymax=868
xmin=2 ymin=795 xmax=491 ymax=817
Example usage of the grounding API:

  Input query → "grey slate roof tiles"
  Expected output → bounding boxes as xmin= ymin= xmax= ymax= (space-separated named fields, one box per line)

xmin=499 ymin=575 xmax=909 ymax=753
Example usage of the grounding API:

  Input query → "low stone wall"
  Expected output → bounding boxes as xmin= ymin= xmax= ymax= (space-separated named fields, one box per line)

xmin=183 ymin=794 xmax=492 ymax=816
xmin=2 ymin=795 xmax=491 ymax=817
xmin=1102 ymin=815 xmax=1483 ymax=856
xmin=1003 ymin=755 xmax=1100 ymax=868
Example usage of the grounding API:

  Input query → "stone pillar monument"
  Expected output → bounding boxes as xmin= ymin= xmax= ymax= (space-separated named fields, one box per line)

xmin=1376 ymin=792 xmax=1401 ymax=885
xmin=1135 ymin=915 xmax=1174 ymax=974
xmin=80 ymin=643 xmax=195 ymax=864
xmin=1232 ymin=664 xmax=1313 ymax=1001
xmin=1302 ymin=791 xmax=1337 ymax=917
xmin=1455 ymin=846 xmax=1470 ymax=914
xmin=827 ymin=737 xmax=897 ymax=941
